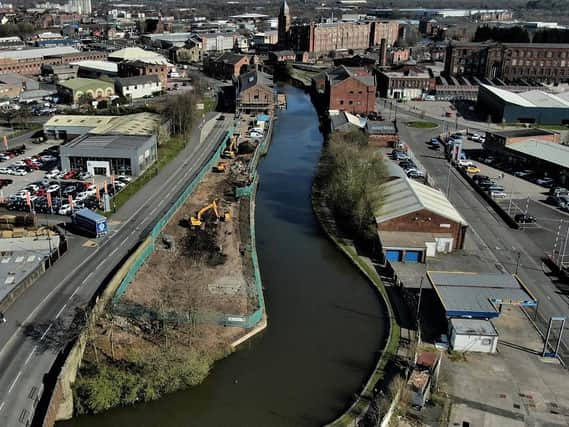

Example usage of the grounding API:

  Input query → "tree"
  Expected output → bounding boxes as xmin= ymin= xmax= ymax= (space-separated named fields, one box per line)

xmin=164 ymin=92 xmax=196 ymax=136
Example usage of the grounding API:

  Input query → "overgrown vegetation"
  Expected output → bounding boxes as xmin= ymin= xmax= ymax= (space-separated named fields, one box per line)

xmin=74 ymin=346 xmax=211 ymax=414
xmin=407 ymin=121 xmax=438 ymax=129
xmin=321 ymin=130 xmax=386 ymax=243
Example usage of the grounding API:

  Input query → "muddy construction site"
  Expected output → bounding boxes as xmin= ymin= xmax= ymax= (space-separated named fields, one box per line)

xmin=86 ymin=122 xmax=265 ymax=374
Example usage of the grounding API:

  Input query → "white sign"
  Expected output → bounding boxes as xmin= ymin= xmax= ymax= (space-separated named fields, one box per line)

xmin=196 ymin=103 xmax=204 ymax=110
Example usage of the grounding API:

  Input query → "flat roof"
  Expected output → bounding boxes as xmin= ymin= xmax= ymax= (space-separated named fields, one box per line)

xmin=428 ymin=271 xmax=537 ymax=318
xmin=0 ymin=46 xmax=79 ymax=60
xmin=490 ymin=128 xmax=557 ymax=138
xmin=58 ymin=78 xmax=114 ymax=91
xmin=71 ymin=60 xmax=118 ymax=73
xmin=481 ymin=84 xmax=569 ymax=108
xmin=44 ymin=113 xmax=161 ymax=136
xmin=449 ymin=318 xmax=498 ymax=336
xmin=507 ymin=139 xmax=569 ymax=170
xmin=65 ymin=133 xmax=153 ymax=151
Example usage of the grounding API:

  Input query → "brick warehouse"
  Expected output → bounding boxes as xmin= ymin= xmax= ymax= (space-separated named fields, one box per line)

xmin=373 ymin=164 xmax=468 ymax=263
xmin=325 ymin=66 xmax=376 ymax=114
xmin=444 ymin=41 xmax=569 ymax=83
xmin=289 ymin=20 xmax=399 ymax=53
xmin=0 ymin=47 xmax=107 ymax=76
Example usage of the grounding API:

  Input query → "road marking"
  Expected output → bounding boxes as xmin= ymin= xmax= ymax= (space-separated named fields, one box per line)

xmin=8 ymin=371 xmax=22 ymax=394
xmin=55 ymin=304 xmax=67 ymax=319
xmin=119 ymin=240 xmax=126 ymax=247
xmin=109 ymin=247 xmax=119 ymax=257
xmin=24 ymin=346 xmax=36 ymax=366
xmin=150 ymin=207 xmax=158 ymax=216
xmin=70 ymin=287 xmax=80 ymax=299
xmin=40 ymin=324 xmax=52 ymax=341
xmin=0 ymin=402 xmax=4 ymax=412
xmin=82 ymin=271 xmax=94 ymax=285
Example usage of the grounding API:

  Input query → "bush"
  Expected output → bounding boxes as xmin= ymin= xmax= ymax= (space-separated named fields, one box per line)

xmin=74 ymin=348 xmax=211 ymax=414
xmin=321 ymin=130 xmax=386 ymax=242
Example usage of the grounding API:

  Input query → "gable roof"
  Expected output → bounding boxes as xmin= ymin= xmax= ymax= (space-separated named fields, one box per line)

xmin=236 ymin=70 xmax=273 ymax=92
xmin=326 ymin=65 xmax=375 ymax=87
xmin=212 ymin=52 xmax=249 ymax=65
xmin=373 ymin=173 xmax=467 ymax=225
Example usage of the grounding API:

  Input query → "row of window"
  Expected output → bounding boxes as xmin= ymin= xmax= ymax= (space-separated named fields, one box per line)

xmin=507 ymin=50 xmax=567 ymax=59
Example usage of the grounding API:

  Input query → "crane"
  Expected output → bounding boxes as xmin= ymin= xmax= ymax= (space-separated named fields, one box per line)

xmin=190 ymin=199 xmax=230 ymax=227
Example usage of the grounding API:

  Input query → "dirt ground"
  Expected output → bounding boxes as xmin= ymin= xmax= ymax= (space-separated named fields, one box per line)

xmin=92 ymin=118 xmax=262 ymax=360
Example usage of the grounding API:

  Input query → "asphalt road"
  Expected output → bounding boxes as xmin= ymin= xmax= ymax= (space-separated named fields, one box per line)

xmin=0 ymin=114 xmax=231 ymax=426
xmin=396 ymin=109 xmax=569 ymax=364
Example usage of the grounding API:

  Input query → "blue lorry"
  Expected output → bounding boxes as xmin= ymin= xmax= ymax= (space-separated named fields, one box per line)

xmin=71 ymin=208 xmax=108 ymax=238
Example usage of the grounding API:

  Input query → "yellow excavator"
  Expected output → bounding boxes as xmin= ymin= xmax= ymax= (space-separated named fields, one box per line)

xmin=213 ymin=161 xmax=228 ymax=173
xmin=190 ymin=199 xmax=230 ymax=227
xmin=222 ymin=135 xmax=238 ymax=159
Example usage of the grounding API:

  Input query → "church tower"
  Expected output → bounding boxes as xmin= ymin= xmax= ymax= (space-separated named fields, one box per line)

xmin=278 ymin=0 xmax=291 ymax=47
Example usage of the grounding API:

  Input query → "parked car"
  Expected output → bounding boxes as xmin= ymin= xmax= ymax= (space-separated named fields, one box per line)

xmin=11 ymin=169 xmax=27 ymax=176
xmin=480 ymin=155 xmax=495 ymax=165
xmin=514 ymin=169 xmax=534 ymax=178
xmin=489 ymin=190 xmax=507 ymax=198
xmin=116 ymin=175 xmax=132 ymax=183
xmin=78 ymin=171 xmax=92 ymax=180
xmin=392 ymin=151 xmax=409 ymax=160
xmin=58 ymin=204 xmax=72 ymax=215
xmin=0 ymin=167 xmax=11 ymax=174
xmin=546 ymin=195 xmax=566 ymax=208
xmin=458 ymin=159 xmax=474 ymax=167
xmin=63 ymin=170 xmax=77 ymax=180
xmin=536 ymin=177 xmax=555 ymax=187
xmin=45 ymin=169 xmax=60 ymax=179
xmin=472 ymin=174 xmax=489 ymax=183
xmin=514 ymin=213 xmax=536 ymax=223
xmin=465 ymin=165 xmax=481 ymax=174
xmin=550 ymin=187 xmax=569 ymax=197
xmin=47 ymin=184 xmax=60 ymax=193
xmin=407 ymin=170 xmax=424 ymax=178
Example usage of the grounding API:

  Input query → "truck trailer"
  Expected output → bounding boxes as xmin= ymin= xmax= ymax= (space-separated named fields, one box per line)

xmin=71 ymin=208 xmax=108 ymax=238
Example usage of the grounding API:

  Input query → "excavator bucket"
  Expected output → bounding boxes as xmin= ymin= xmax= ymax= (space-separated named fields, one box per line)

xmin=190 ymin=216 xmax=202 ymax=227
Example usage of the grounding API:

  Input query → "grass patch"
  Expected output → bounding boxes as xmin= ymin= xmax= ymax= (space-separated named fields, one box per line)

xmin=99 ymin=136 xmax=187 ymax=217
xmin=407 ymin=121 xmax=439 ymax=129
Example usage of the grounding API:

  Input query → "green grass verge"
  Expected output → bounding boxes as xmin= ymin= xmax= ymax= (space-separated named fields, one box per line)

xmin=406 ymin=121 xmax=439 ymax=129
xmin=99 ymin=136 xmax=187 ymax=217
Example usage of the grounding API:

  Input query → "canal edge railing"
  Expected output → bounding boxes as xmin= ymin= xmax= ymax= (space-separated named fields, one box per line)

xmin=311 ymin=177 xmax=401 ymax=427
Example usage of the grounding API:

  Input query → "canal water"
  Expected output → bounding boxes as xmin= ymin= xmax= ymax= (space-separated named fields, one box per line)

xmin=61 ymin=85 xmax=386 ymax=427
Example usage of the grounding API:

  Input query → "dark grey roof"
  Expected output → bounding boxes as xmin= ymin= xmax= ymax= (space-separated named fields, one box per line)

xmin=326 ymin=65 xmax=375 ymax=87
xmin=271 ymin=50 xmax=295 ymax=57
xmin=65 ymin=133 xmax=153 ymax=151
xmin=213 ymin=52 xmax=249 ymax=65
xmin=490 ymin=128 xmax=556 ymax=138
xmin=236 ymin=70 xmax=273 ymax=92
xmin=366 ymin=120 xmax=396 ymax=134
xmin=330 ymin=113 xmax=354 ymax=132
xmin=428 ymin=271 xmax=536 ymax=318
xmin=115 ymin=75 xmax=160 ymax=87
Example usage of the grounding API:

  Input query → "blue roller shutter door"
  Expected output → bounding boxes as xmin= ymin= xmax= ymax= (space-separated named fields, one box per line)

xmin=404 ymin=250 xmax=422 ymax=263
xmin=386 ymin=250 xmax=403 ymax=262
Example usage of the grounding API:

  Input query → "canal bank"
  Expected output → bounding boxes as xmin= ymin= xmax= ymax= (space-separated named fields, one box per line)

xmin=61 ymin=84 xmax=386 ymax=427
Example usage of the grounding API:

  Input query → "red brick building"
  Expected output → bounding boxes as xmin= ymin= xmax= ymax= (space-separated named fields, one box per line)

xmin=204 ymin=53 xmax=251 ymax=80
xmin=445 ymin=41 xmax=569 ymax=83
xmin=118 ymin=61 xmax=169 ymax=88
xmin=375 ymin=65 xmax=435 ymax=99
xmin=325 ymin=65 xmax=376 ymax=114
xmin=0 ymin=48 xmax=107 ymax=76
xmin=235 ymin=70 xmax=275 ymax=114
xmin=375 ymin=169 xmax=468 ymax=262
xmin=289 ymin=20 xmax=399 ymax=54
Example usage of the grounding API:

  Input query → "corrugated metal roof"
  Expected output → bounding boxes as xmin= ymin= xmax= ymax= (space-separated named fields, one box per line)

xmin=0 ymin=46 xmax=79 ymax=60
xmin=481 ymin=84 xmax=569 ymax=108
xmin=44 ymin=115 xmax=116 ymax=128
xmin=507 ymin=139 xmax=569 ymax=170
xmin=108 ymin=47 xmax=170 ymax=65
xmin=71 ymin=60 xmax=118 ymax=73
xmin=373 ymin=175 xmax=468 ymax=225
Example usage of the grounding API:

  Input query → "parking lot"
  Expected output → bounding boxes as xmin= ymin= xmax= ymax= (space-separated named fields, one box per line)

xmin=0 ymin=138 xmax=132 ymax=216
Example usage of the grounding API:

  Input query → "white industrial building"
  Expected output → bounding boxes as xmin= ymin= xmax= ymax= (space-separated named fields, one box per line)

xmin=449 ymin=318 xmax=499 ymax=353
xmin=115 ymin=75 xmax=162 ymax=99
